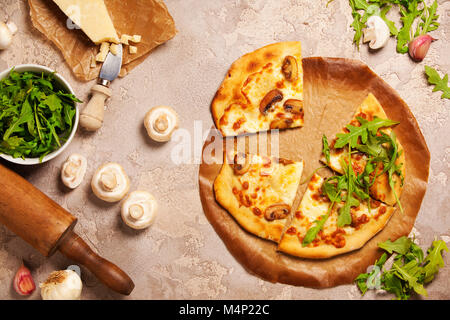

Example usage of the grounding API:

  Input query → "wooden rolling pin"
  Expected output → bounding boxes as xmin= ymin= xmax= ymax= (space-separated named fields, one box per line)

xmin=0 ymin=163 xmax=134 ymax=295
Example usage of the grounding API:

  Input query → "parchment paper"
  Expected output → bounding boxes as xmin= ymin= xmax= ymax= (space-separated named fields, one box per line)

xmin=28 ymin=0 xmax=177 ymax=81
xmin=199 ymin=57 xmax=430 ymax=288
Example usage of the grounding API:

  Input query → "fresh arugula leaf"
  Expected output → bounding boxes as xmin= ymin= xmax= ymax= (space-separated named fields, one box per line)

xmin=354 ymin=133 xmax=389 ymax=157
xmin=424 ymin=66 xmax=450 ymax=99
xmin=3 ymin=96 xmax=33 ymax=141
xmin=302 ymin=178 xmax=340 ymax=246
xmin=302 ymin=212 xmax=331 ymax=247
xmin=422 ymin=240 xmax=448 ymax=283
xmin=355 ymin=272 xmax=370 ymax=294
xmin=415 ymin=0 xmax=439 ymax=36
xmin=337 ymin=145 xmax=363 ymax=227
xmin=355 ymin=252 xmax=387 ymax=295
xmin=349 ymin=0 xmax=367 ymax=48
xmin=334 ymin=117 xmax=399 ymax=149
xmin=378 ymin=236 xmax=412 ymax=254
xmin=356 ymin=236 xmax=447 ymax=300
xmin=322 ymin=134 xmax=330 ymax=164
xmin=396 ymin=0 xmax=423 ymax=54
xmin=380 ymin=5 xmax=398 ymax=36
xmin=382 ymin=271 xmax=409 ymax=300
xmin=392 ymin=259 xmax=428 ymax=296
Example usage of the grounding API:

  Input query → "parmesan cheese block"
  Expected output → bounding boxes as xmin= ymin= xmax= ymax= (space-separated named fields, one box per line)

xmin=53 ymin=0 xmax=119 ymax=44
xmin=214 ymin=152 xmax=304 ymax=242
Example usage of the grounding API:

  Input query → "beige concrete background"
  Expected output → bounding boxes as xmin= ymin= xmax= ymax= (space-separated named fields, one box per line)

xmin=0 ymin=0 xmax=449 ymax=299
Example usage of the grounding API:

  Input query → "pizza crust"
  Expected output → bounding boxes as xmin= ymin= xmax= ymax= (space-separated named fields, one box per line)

xmin=211 ymin=41 xmax=304 ymax=137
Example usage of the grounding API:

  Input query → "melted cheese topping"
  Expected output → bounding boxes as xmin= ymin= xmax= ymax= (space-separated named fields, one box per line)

xmin=284 ymin=173 xmax=390 ymax=248
xmin=230 ymin=153 xmax=303 ymax=214
xmin=220 ymin=53 xmax=304 ymax=136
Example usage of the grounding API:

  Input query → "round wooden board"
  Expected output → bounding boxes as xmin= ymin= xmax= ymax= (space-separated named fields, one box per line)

xmin=198 ymin=57 xmax=430 ymax=288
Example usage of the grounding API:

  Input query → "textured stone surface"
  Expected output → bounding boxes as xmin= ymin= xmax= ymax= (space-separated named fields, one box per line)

xmin=0 ymin=0 xmax=449 ymax=300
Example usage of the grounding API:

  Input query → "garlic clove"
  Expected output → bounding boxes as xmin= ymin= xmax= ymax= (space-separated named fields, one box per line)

xmin=144 ymin=106 xmax=179 ymax=142
xmin=121 ymin=191 xmax=157 ymax=229
xmin=91 ymin=162 xmax=130 ymax=202
xmin=362 ymin=16 xmax=390 ymax=50
xmin=408 ymin=34 xmax=435 ymax=62
xmin=13 ymin=263 xmax=36 ymax=296
xmin=6 ymin=21 xmax=17 ymax=35
xmin=0 ymin=21 xmax=13 ymax=50
xmin=40 ymin=270 xmax=82 ymax=300
xmin=61 ymin=154 xmax=87 ymax=189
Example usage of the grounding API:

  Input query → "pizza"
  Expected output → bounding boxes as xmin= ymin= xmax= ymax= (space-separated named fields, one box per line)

xmin=278 ymin=173 xmax=395 ymax=259
xmin=320 ymin=93 xmax=405 ymax=206
xmin=213 ymin=152 xmax=304 ymax=242
xmin=211 ymin=42 xmax=304 ymax=137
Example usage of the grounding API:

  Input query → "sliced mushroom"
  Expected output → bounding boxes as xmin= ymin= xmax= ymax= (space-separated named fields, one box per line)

xmin=283 ymin=99 xmax=303 ymax=115
xmin=363 ymin=16 xmax=390 ymax=50
xmin=259 ymin=89 xmax=283 ymax=114
xmin=144 ymin=106 xmax=179 ymax=142
xmin=281 ymin=56 xmax=298 ymax=82
xmin=269 ymin=118 xmax=293 ymax=129
xmin=121 ymin=191 xmax=157 ymax=229
xmin=91 ymin=163 xmax=130 ymax=202
xmin=61 ymin=154 xmax=87 ymax=189
xmin=232 ymin=153 xmax=251 ymax=175
xmin=264 ymin=203 xmax=291 ymax=221
xmin=278 ymin=158 xmax=294 ymax=165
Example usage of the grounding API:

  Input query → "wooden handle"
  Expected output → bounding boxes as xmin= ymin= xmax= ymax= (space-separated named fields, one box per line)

xmin=59 ymin=231 xmax=135 ymax=295
xmin=0 ymin=163 xmax=77 ymax=257
xmin=80 ymin=84 xmax=112 ymax=131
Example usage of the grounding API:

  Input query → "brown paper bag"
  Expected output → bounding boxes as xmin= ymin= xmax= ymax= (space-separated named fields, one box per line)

xmin=29 ymin=0 xmax=177 ymax=81
xmin=199 ymin=57 xmax=430 ymax=288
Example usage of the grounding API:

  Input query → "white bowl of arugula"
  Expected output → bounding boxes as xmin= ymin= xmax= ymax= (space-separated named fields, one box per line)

xmin=0 ymin=64 xmax=81 ymax=165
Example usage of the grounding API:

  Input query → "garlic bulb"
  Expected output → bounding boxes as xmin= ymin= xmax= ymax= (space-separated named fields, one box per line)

xmin=40 ymin=270 xmax=82 ymax=300
xmin=144 ymin=106 xmax=179 ymax=142
xmin=362 ymin=16 xmax=390 ymax=50
xmin=0 ymin=21 xmax=17 ymax=50
xmin=61 ymin=154 xmax=87 ymax=189
xmin=91 ymin=162 xmax=130 ymax=202
xmin=121 ymin=191 xmax=158 ymax=229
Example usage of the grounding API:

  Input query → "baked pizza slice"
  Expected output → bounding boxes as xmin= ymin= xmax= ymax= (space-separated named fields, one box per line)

xmin=278 ymin=173 xmax=395 ymax=259
xmin=212 ymin=41 xmax=304 ymax=137
xmin=214 ymin=152 xmax=304 ymax=242
xmin=321 ymin=93 xmax=405 ymax=206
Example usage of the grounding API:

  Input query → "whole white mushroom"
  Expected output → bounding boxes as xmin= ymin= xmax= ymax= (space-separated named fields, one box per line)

xmin=363 ymin=16 xmax=390 ymax=50
xmin=0 ymin=21 xmax=17 ymax=50
xmin=121 ymin=191 xmax=158 ymax=230
xmin=91 ymin=162 xmax=130 ymax=202
xmin=144 ymin=106 xmax=179 ymax=142
xmin=61 ymin=154 xmax=87 ymax=189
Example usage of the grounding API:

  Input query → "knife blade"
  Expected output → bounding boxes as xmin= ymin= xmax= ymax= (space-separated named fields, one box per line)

xmin=100 ymin=43 xmax=123 ymax=84
xmin=79 ymin=44 xmax=123 ymax=131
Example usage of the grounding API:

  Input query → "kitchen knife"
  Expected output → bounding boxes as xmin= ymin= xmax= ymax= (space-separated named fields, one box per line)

xmin=80 ymin=44 xmax=123 ymax=131
xmin=0 ymin=163 xmax=134 ymax=295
